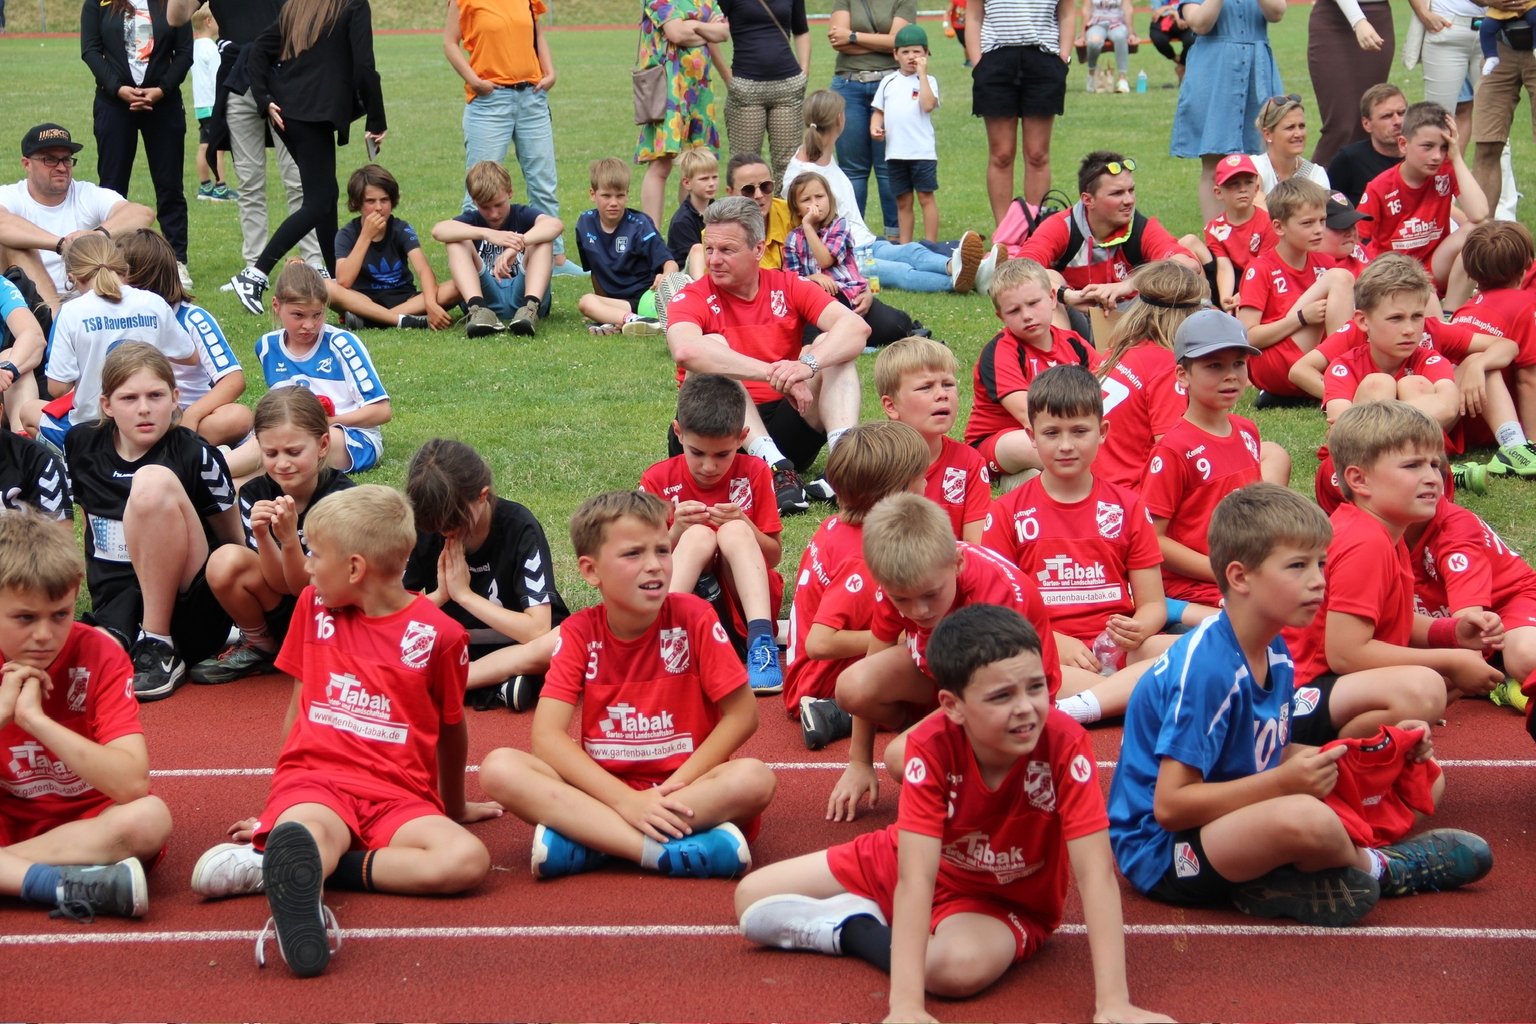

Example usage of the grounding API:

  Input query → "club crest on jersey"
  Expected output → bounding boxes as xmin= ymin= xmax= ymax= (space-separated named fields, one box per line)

xmin=1024 ymin=759 xmax=1056 ymax=812
xmin=942 ymin=467 xmax=967 ymax=504
xmin=1174 ymin=841 xmax=1200 ymax=878
xmin=660 ymin=626 xmax=691 ymax=673
xmin=1293 ymin=686 xmax=1321 ymax=716
xmin=1096 ymin=500 xmax=1123 ymax=539
xmin=1434 ymin=174 xmax=1451 ymax=197
xmin=1249 ymin=231 xmax=1262 ymax=254
xmin=66 ymin=668 xmax=90 ymax=713
xmin=399 ymin=620 xmax=438 ymax=670
xmin=1240 ymin=430 xmax=1259 ymax=461
xmin=728 ymin=475 xmax=753 ymax=509
xmin=770 ymin=290 xmax=788 ymax=317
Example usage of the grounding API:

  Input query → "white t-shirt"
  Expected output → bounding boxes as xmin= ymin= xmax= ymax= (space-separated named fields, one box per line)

xmin=872 ymin=71 xmax=939 ymax=161
xmin=192 ymin=36 xmax=218 ymax=111
xmin=124 ymin=0 xmax=154 ymax=86
xmin=782 ymin=154 xmax=877 ymax=249
xmin=1251 ymin=152 xmax=1331 ymax=193
xmin=45 ymin=284 xmax=194 ymax=426
xmin=0 ymin=180 xmax=125 ymax=292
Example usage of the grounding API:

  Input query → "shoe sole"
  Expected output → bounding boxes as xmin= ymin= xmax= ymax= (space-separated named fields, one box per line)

xmin=191 ymin=843 xmax=262 ymax=898
xmin=508 ymin=674 xmax=544 ymax=712
xmin=777 ymin=497 xmax=810 ymax=514
xmin=952 ymin=231 xmax=985 ymax=294
xmin=263 ymin=823 xmax=331 ymax=977
xmin=713 ymin=821 xmax=752 ymax=877
xmin=750 ymin=680 xmax=784 ymax=695
xmin=1232 ymin=866 xmax=1378 ymax=927
xmin=530 ymin=823 xmax=558 ymax=879
xmin=509 ymin=318 xmax=537 ymax=337
xmin=120 ymin=856 xmax=149 ymax=917
xmin=466 ymin=322 xmax=507 ymax=338
xmin=621 ymin=321 xmax=664 ymax=337
xmin=191 ymin=659 xmax=274 ymax=685
xmin=134 ymin=662 xmax=187 ymax=702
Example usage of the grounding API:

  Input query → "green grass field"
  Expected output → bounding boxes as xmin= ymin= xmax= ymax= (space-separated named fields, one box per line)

xmin=0 ymin=10 xmax=1533 ymax=612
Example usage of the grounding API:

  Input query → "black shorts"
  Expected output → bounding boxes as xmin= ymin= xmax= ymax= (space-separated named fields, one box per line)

xmin=1289 ymin=673 xmax=1340 ymax=747
xmin=665 ymin=398 xmax=827 ymax=474
xmin=265 ymin=593 xmax=299 ymax=644
xmin=85 ymin=564 xmax=234 ymax=666
xmin=971 ymin=44 xmax=1069 ymax=119
xmin=197 ymin=116 xmax=214 ymax=145
xmin=887 ymin=158 xmax=939 ymax=195
xmin=353 ymin=287 xmax=421 ymax=322
xmin=1144 ymin=827 xmax=1237 ymax=906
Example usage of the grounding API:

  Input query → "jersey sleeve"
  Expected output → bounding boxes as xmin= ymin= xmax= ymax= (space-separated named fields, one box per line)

xmin=1237 ymin=262 xmax=1271 ymax=312
xmin=83 ymin=181 xmax=127 ymax=224
xmin=870 ymin=588 xmax=905 ymax=644
xmin=432 ymin=626 xmax=468 ymax=727
xmin=637 ymin=460 xmax=671 ymax=498
xmin=1154 ymin=660 xmax=1233 ymax=774
xmin=1017 ymin=210 xmax=1069 ymax=266
xmin=402 ymin=532 xmax=440 ymax=592
xmin=1431 ymin=322 xmax=1475 ymax=363
xmin=693 ymin=600 xmax=748 ymax=702
xmin=1356 ymin=181 xmax=1383 ymax=247
xmin=335 ymin=220 xmax=360 ymax=260
xmin=509 ymin=203 xmax=543 ymax=233
xmin=20 ymin=439 xmax=71 ymax=521
xmin=871 ymin=76 xmax=891 ymax=112
xmin=541 ymin=614 xmax=589 ymax=705
xmin=893 ymin=727 xmax=949 ymax=838
xmin=746 ymin=459 xmax=782 ymax=535
xmin=814 ymin=561 xmax=876 ymax=630
xmin=1417 ymin=351 xmax=1456 ymax=384
xmin=962 ymin=461 xmax=991 ymax=525
xmin=155 ymin=297 xmax=195 ymax=361
xmin=667 ymin=282 xmax=712 ymax=332
xmin=1323 ymin=356 xmax=1360 ymax=405
xmin=85 ymin=637 xmax=142 ymax=746
xmin=980 ymin=499 xmax=1021 ymax=564
xmin=341 ymin=334 xmax=389 ymax=404
xmin=1327 ymin=530 xmax=1392 ymax=626
xmin=1204 ymin=220 xmax=1230 ymax=261
xmin=1140 ymin=217 xmax=1192 ymax=263
xmin=1054 ymin=722 xmax=1110 ymax=840
xmin=182 ymin=306 xmax=241 ymax=384
xmin=274 ymin=588 xmax=315 ymax=679
xmin=1148 ymin=362 xmax=1186 ymax=437
xmin=977 ymin=334 xmax=1030 ymax=403
xmin=1124 ymin=496 xmax=1162 ymax=570
xmin=0 ymin=275 xmax=25 ymax=320
xmin=396 ymin=219 xmax=423 ymax=255
xmin=788 ymin=272 xmax=837 ymax=325
xmin=508 ymin=512 xmax=561 ymax=610
xmin=187 ymin=437 xmax=236 ymax=516
xmin=44 ymin=315 xmax=80 ymax=383
xmin=1139 ymin=443 xmax=1187 ymax=519
xmin=641 ymin=222 xmax=674 ymax=274
xmin=1435 ymin=514 xmax=1496 ymax=612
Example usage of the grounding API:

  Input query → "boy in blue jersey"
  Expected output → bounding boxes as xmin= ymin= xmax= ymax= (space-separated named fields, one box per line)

xmin=575 ymin=157 xmax=678 ymax=337
xmin=1108 ymin=483 xmax=1491 ymax=927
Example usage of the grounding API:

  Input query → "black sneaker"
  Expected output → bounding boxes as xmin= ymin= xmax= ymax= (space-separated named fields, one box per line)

xmin=229 ymin=267 xmax=269 ymax=316
xmin=772 ymin=461 xmax=809 ymax=515
xmin=465 ymin=305 xmax=506 ymax=338
xmin=51 ymin=859 xmax=148 ymax=922
xmin=1379 ymin=829 xmax=1493 ymax=896
xmin=501 ymin=673 xmax=545 ymax=712
xmin=800 ymin=696 xmax=854 ymax=750
xmin=804 ymin=474 xmax=836 ymax=504
xmin=190 ymin=639 xmax=277 ymax=684
xmin=509 ymin=304 xmax=538 ymax=337
xmin=341 ymin=311 xmax=367 ymax=332
xmin=258 ymin=821 xmax=336 ymax=978
xmin=399 ymin=314 xmax=431 ymax=329
xmin=693 ymin=572 xmax=723 ymax=604
xmin=130 ymin=636 xmax=186 ymax=702
xmin=1231 ymin=865 xmax=1379 ymax=927
xmin=1254 ymin=390 xmax=1313 ymax=410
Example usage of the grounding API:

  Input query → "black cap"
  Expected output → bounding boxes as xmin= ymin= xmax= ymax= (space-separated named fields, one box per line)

xmin=21 ymin=124 xmax=83 ymax=158
xmin=1325 ymin=190 xmax=1372 ymax=231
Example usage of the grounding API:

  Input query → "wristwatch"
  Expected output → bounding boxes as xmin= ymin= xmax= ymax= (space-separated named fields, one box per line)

xmin=0 ymin=362 xmax=20 ymax=383
xmin=799 ymin=351 xmax=821 ymax=376
xmin=849 ymin=30 xmax=858 ymax=43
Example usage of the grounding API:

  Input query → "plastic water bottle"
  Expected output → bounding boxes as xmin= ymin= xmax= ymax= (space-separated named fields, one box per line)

xmin=1092 ymin=630 xmax=1124 ymax=676
xmin=1136 ymin=70 xmax=1147 ymax=93
xmin=861 ymin=253 xmax=880 ymax=295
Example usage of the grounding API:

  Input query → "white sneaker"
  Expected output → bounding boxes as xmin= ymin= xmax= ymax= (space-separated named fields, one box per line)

xmin=739 ymin=892 xmax=886 ymax=954
xmin=949 ymin=230 xmax=985 ymax=294
xmin=177 ymin=261 xmax=194 ymax=290
xmin=1115 ymin=77 xmax=1130 ymax=93
xmin=191 ymin=842 xmax=265 ymax=898
xmin=974 ymin=243 xmax=1006 ymax=295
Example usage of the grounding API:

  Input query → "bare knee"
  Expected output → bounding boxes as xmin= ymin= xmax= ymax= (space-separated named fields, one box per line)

xmin=728 ymin=758 xmax=778 ymax=816
xmin=1400 ymin=667 xmax=1447 ymax=720
xmin=477 ymin=746 xmax=536 ymax=802
xmin=206 ymin=543 xmax=256 ymax=591
xmin=926 ymin=943 xmax=1003 ymax=998
xmin=834 ymin=662 xmax=878 ymax=716
xmin=119 ymin=796 xmax=174 ymax=857
xmin=428 ymin=833 xmax=491 ymax=893
xmin=127 ymin=465 xmax=182 ymax=512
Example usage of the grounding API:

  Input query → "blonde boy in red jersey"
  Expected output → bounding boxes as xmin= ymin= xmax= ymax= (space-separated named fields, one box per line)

xmin=1452 ymin=221 xmax=1536 ymax=476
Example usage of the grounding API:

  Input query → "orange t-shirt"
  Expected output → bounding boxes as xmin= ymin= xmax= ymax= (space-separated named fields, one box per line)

xmin=458 ymin=0 xmax=546 ymax=99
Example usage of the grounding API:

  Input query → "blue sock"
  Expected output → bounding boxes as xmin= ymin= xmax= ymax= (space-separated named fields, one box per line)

xmin=1165 ymin=599 xmax=1189 ymax=629
xmin=747 ymin=619 xmax=773 ymax=644
xmin=20 ymin=864 xmax=59 ymax=904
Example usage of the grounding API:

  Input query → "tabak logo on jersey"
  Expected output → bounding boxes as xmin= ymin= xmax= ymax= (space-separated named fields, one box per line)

xmin=3 ymin=739 xmax=90 ymax=799
xmin=728 ymin=476 xmax=753 ymax=509
xmin=1393 ymin=216 xmax=1444 ymax=249
xmin=1240 ymin=430 xmax=1259 ymax=461
xmin=942 ymin=467 xmax=967 ymax=504
xmin=1024 ymin=759 xmax=1056 ymax=812
xmin=599 ymin=702 xmax=675 ymax=737
xmin=325 ymin=672 xmax=392 ymax=717
xmin=941 ymin=830 xmax=1045 ymax=884
xmin=1095 ymin=500 xmax=1123 ymax=539
xmin=400 ymin=620 xmax=438 ymax=669
xmin=1038 ymin=555 xmax=1108 ymax=589
xmin=660 ymin=626 xmax=691 ymax=674
xmin=66 ymin=667 xmax=90 ymax=713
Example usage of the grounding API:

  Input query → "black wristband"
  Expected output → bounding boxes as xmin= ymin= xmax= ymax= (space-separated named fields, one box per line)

xmin=94 ymin=226 xmax=111 ymax=239
xmin=1295 ymin=306 xmax=1307 ymax=327
xmin=54 ymin=237 xmax=65 ymax=254
xmin=1057 ymin=284 xmax=1069 ymax=304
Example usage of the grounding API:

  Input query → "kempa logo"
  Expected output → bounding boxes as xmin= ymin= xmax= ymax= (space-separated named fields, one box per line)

xmin=941 ymin=831 xmax=1045 ymax=884
xmin=904 ymin=756 xmax=927 ymax=784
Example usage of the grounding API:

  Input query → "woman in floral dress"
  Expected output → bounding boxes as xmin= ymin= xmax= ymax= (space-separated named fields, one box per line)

xmin=636 ymin=0 xmax=729 ymax=227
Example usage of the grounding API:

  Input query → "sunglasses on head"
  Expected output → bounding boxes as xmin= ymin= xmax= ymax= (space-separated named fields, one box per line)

xmin=1103 ymin=157 xmax=1136 ymax=176
xmin=737 ymin=180 xmax=775 ymax=197
xmin=1267 ymin=93 xmax=1303 ymax=108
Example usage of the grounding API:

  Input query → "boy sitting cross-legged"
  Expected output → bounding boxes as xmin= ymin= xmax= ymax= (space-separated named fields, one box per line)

xmin=640 ymin=373 xmax=785 ymax=694
xmin=188 ymin=486 xmax=500 ymax=979
xmin=0 ymin=510 xmax=171 ymax=923
xmin=478 ymin=490 xmax=776 ymax=881
xmin=738 ymin=604 xmax=1172 ymax=1024
xmin=576 ymin=157 xmax=679 ymax=337
xmin=1109 ymin=482 xmax=1492 ymax=928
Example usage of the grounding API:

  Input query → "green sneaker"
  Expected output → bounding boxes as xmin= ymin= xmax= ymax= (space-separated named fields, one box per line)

xmin=1378 ymin=829 xmax=1493 ymax=896
xmin=196 ymin=181 xmax=216 ymax=201
xmin=210 ymin=183 xmax=238 ymax=202
xmin=1490 ymin=678 xmax=1530 ymax=713
xmin=189 ymin=639 xmax=278 ymax=684
xmin=1487 ymin=441 xmax=1536 ymax=478
xmin=1450 ymin=461 xmax=1488 ymax=496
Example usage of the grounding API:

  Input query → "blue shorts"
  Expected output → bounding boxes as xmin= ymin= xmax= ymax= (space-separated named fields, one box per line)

xmin=477 ymin=265 xmax=552 ymax=320
xmin=887 ymin=158 xmax=939 ymax=196
xmin=337 ymin=425 xmax=381 ymax=473
xmin=37 ymin=412 xmax=69 ymax=454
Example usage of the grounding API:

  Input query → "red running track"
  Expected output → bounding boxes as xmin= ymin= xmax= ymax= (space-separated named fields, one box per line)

xmin=4 ymin=677 xmax=1535 ymax=1021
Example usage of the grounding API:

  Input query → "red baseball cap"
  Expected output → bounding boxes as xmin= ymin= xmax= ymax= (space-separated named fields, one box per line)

xmin=1214 ymin=153 xmax=1259 ymax=186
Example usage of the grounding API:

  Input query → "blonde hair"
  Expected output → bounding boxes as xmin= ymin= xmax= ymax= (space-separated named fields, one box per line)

xmin=96 ymin=342 xmax=179 ymax=434
xmin=824 ymin=420 xmax=931 ymax=526
xmin=862 ymin=493 xmax=957 ymax=590
xmin=786 ymin=171 xmax=839 ymax=228
xmin=272 ymin=258 xmax=328 ymax=307
xmin=304 ymin=484 xmax=417 ymax=574
xmin=1266 ymin=177 xmax=1331 ymax=226
xmin=1355 ymin=253 xmax=1434 ymax=314
xmin=1256 ymin=94 xmax=1305 ymax=134
xmin=570 ymin=490 xmax=670 ymax=559
xmin=0 ymin=508 xmax=85 ymax=601
xmin=64 ymin=234 xmax=127 ymax=302
xmin=1098 ymin=260 xmax=1207 ymax=379
xmin=466 ymin=160 xmax=514 ymax=206
xmin=988 ymin=257 xmax=1052 ymax=307
xmin=801 ymin=89 xmax=845 ymax=163
xmin=1329 ymin=401 xmax=1444 ymax=501
xmin=874 ymin=336 xmax=959 ymax=398
xmin=677 ymin=148 xmax=718 ymax=181
xmin=589 ymin=157 xmax=630 ymax=194
xmin=1206 ymin=483 xmax=1332 ymax=595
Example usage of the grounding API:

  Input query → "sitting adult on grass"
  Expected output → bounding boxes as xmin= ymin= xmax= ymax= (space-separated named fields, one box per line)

xmin=328 ymin=165 xmax=458 ymax=332
xmin=666 ymin=196 xmax=869 ymax=516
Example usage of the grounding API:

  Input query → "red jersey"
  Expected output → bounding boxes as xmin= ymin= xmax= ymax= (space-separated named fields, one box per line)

xmin=895 ymin=707 xmax=1107 ymax=930
xmin=1285 ymin=502 xmax=1417 ymax=685
xmin=925 ymin=437 xmax=991 ymax=538
xmin=1239 ymin=247 xmax=1330 ymax=326
xmin=982 ymin=476 xmax=1161 ymax=643
xmin=1359 ymin=165 xmax=1458 ymax=268
xmin=1328 ymin=243 xmax=1371 ymax=278
xmin=1097 ymin=342 xmax=1186 ymax=489
xmin=273 ymin=588 xmax=468 ymax=807
xmin=1410 ymin=499 xmax=1536 ymax=618
xmin=871 ymin=541 xmax=1061 ymax=695
xmin=1141 ymin=415 xmax=1263 ymax=604
xmin=1015 ymin=209 xmax=1192 ymax=290
xmin=967 ymin=326 xmax=1100 ymax=443
xmin=667 ymin=270 xmax=836 ymax=403
xmin=1453 ymin=288 xmax=1536 ymax=368
xmin=1321 ymin=726 xmax=1441 ymax=848
xmin=1322 ymin=342 xmax=1455 ymax=405
xmin=639 ymin=452 xmax=782 ymax=537
xmin=1205 ymin=207 xmax=1277 ymax=280
xmin=0 ymin=623 xmax=140 ymax=827
xmin=784 ymin=514 xmax=868 ymax=711
xmin=1317 ymin=317 xmax=1477 ymax=365
xmin=542 ymin=593 xmax=745 ymax=785
xmin=785 ymin=555 xmax=877 ymax=709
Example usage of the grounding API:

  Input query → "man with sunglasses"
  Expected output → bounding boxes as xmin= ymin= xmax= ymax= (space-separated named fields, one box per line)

xmin=1018 ymin=149 xmax=1198 ymax=317
xmin=0 ymin=125 xmax=154 ymax=310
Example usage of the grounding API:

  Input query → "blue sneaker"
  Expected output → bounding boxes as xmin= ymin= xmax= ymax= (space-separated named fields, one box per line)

xmin=1379 ymin=829 xmax=1493 ymax=896
xmin=551 ymin=259 xmax=590 ymax=277
xmin=747 ymin=633 xmax=783 ymax=695
xmin=656 ymin=822 xmax=751 ymax=879
xmin=530 ymin=823 xmax=611 ymax=879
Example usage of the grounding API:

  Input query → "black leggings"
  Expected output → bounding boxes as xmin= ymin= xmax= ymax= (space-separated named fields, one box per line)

xmin=1149 ymin=19 xmax=1195 ymax=65
xmin=255 ymin=118 xmax=337 ymax=276
xmin=93 ymin=94 xmax=188 ymax=262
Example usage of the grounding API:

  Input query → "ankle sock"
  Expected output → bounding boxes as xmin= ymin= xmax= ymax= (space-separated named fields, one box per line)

xmin=329 ymin=850 xmax=377 ymax=891
xmin=20 ymin=863 xmax=60 ymax=904
xmin=640 ymin=836 xmax=665 ymax=871
xmin=466 ymin=296 xmax=487 ymax=311
xmin=826 ymin=427 xmax=849 ymax=452
xmin=1364 ymin=848 xmax=1387 ymax=880
xmin=240 ymin=625 xmax=277 ymax=653
xmin=746 ymin=618 xmax=773 ymax=644
xmin=748 ymin=436 xmax=789 ymax=467
xmin=1497 ymin=421 xmax=1528 ymax=448
xmin=1056 ymin=690 xmax=1103 ymax=724
xmin=839 ymin=913 xmax=892 ymax=971
xmin=138 ymin=629 xmax=173 ymax=647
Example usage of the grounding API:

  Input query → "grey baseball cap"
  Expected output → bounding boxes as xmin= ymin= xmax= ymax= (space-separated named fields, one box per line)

xmin=1173 ymin=309 xmax=1260 ymax=361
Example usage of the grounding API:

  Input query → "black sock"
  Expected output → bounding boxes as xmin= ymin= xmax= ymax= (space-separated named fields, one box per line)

xmin=466 ymin=296 xmax=487 ymax=311
xmin=840 ymin=914 xmax=892 ymax=973
xmin=746 ymin=618 xmax=773 ymax=644
xmin=523 ymin=294 xmax=542 ymax=310
xmin=1203 ymin=259 xmax=1220 ymax=304
xmin=328 ymin=850 xmax=376 ymax=891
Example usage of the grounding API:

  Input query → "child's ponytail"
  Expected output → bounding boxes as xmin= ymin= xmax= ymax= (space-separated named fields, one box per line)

xmin=801 ymin=89 xmax=845 ymax=164
xmin=64 ymin=233 xmax=128 ymax=303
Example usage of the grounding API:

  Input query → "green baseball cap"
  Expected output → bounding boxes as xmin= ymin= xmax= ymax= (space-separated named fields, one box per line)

xmin=893 ymin=24 xmax=930 ymax=49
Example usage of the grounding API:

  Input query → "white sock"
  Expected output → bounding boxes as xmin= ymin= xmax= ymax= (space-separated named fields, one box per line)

xmin=826 ymin=427 xmax=850 ymax=451
xmin=137 ymin=629 xmax=173 ymax=647
xmin=640 ymin=836 xmax=665 ymax=871
xmin=1497 ymin=421 xmax=1528 ymax=448
xmin=1484 ymin=56 xmax=1501 ymax=75
xmin=1364 ymin=848 xmax=1387 ymax=880
xmin=747 ymin=436 xmax=788 ymax=467
xmin=1055 ymin=691 xmax=1102 ymax=724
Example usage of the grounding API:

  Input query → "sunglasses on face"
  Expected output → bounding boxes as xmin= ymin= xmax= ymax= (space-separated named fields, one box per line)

xmin=736 ymin=180 xmax=775 ymax=197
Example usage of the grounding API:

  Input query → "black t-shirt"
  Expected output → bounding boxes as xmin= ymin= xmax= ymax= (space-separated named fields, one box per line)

xmin=65 ymin=424 xmax=235 ymax=607
xmin=403 ymin=497 xmax=569 ymax=657
xmin=238 ymin=468 xmax=355 ymax=553
xmin=1328 ymin=140 xmax=1403 ymax=207
xmin=335 ymin=215 xmax=422 ymax=297
xmin=205 ymin=0 xmax=286 ymax=46
xmin=668 ymin=202 xmax=706 ymax=266
xmin=0 ymin=431 xmax=71 ymax=521
xmin=720 ymin=0 xmax=809 ymax=80
xmin=452 ymin=204 xmax=545 ymax=276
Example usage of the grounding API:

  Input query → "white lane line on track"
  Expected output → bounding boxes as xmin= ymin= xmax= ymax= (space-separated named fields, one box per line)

xmin=1 ymin=923 xmax=1533 ymax=946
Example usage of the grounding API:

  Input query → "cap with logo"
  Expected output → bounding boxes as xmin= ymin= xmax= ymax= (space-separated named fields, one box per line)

xmin=894 ymin=24 xmax=930 ymax=49
xmin=22 ymin=124 xmax=83 ymax=158
xmin=1214 ymin=153 xmax=1260 ymax=186
xmin=1325 ymin=190 xmax=1372 ymax=231
xmin=1173 ymin=308 xmax=1261 ymax=361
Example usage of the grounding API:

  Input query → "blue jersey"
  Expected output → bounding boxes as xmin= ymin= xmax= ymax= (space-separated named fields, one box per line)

xmin=0 ymin=275 xmax=25 ymax=322
xmin=254 ymin=325 xmax=388 ymax=456
xmin=172 ymin=303 xmax=241 ymax=407
xmin=1107 ymin=611 xmax=1294 ymax=894
xmin=575 ymin=209 xmax=672 ymax=303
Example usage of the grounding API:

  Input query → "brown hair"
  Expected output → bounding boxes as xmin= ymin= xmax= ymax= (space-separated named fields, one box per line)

xmin=253 ymin=386 xmax=331 ymax=442
xmin=0 ymin=508 xmax=85 ymax=601
xmin=801 ymin=89 xmax=845 ymax=164
xmin=824 ymin=420 xmax=930 ymax=526
xmin=1401 ymin=101 xmax=1452 ymax=143
xmin=1098 ymin=260 xmax=1207 ymax=379
xmin=570 ymin=490 xmax=670 ymax=559
xmin=1028 ymin=364 xmax=1103 ymax=423
xmin=1354 ymin=253 xmax=1434 ymax=314
xmin=346 ymin=163 xmax=400 ymax=212
xmin=63 ymin=233 xmax=127 ymax=302
xmin=675 ymin=373 xmax=747 ymax=438
xmin=406 ymin=438 xmax=496 ymax=536
xmin=1329 ymin=400 xmax=1444 ymax=501
xmin=466 ymin=160 xmax=514 ymax=206
xmin=118 ymin=228 xmax=188 ymax=306
xmin=1460 ymin=221 xmax=1535 ymax=291
xmin=278 ymin=0 xmax=350 ymax=61
xmin=786 ymin=171 xmax=839 ymax=229
xmin=862 ymin=493 xmax=957 ymax=590
xmin=96 ymin=342 xmax=179 ymax=434
xmin=271 ymin=258 xmax=329 ymax=307
xmin=1206 ymin=483 xmax=1332 ymax=595
xmin=1359 ymin=82 xmax=1405 ymax=120
xmin=304 ymin=484 xmax=417 ymax=574
xmin=589 ymin=157 xmax=630 ymax=194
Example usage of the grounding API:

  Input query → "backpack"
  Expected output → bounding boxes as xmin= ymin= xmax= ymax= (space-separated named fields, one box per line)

xmin=1052 ymin=208 xmax=1150 ymax=275
xmin=992 ymin=189 xmax=1071 ymax=253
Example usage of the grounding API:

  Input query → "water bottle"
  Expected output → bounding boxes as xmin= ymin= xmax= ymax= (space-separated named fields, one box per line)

xmin=861 ymin=252 xmax=880 ymax=295
xmin=1092 ymin=630 xmax=1124 ymax=676
xmin=1136 ymin=70 xmax=1147 ymax=93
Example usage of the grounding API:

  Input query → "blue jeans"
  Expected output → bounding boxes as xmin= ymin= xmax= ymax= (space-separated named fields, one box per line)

xmin=830 ymin=75 xmax=897 ymax=239
xmin=462 ymin=87 xmax=564 ymax=256
xmin=859 ymin=240 xmax=953 ymax=292
xmin=1086 ymin=23 xmax=1130 ymax=74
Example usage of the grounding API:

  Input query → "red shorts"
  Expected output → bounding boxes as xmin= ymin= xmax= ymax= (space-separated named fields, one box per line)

xmin=1161 ymin=569 xmax=1222 ymax=607
xmin=1500 ymin=595 xmax=1536 ymax=632
xmin=1246 ymin=338 xmax=1305 ymax=396
xmin=252 ymin=771 xmax=444 ymax=853
xmin=970 ymin=429 xmax=1026 ymax=477
xmin=1 ymin=797 xmax=167 ymax=871
xmin=827 ymin=826 xmax=1048 ymax=963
